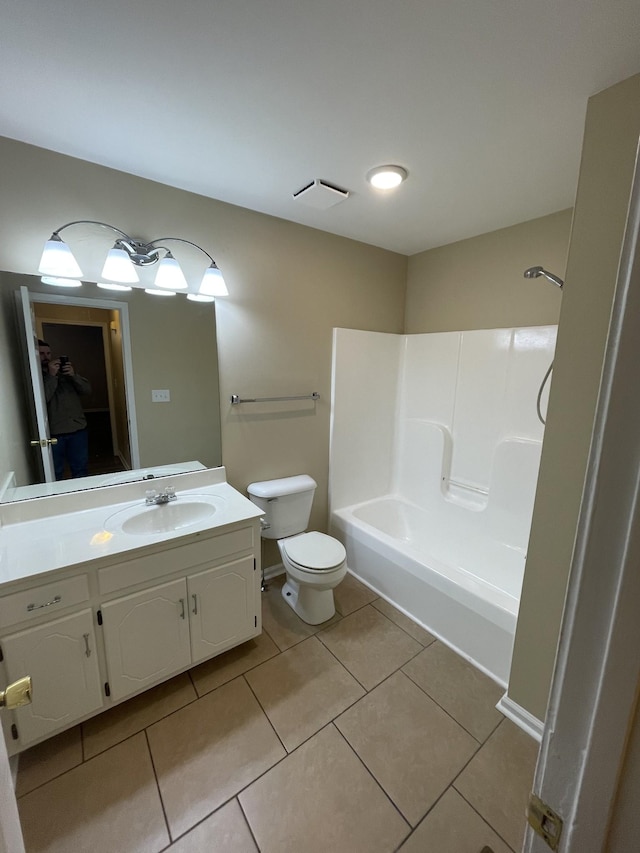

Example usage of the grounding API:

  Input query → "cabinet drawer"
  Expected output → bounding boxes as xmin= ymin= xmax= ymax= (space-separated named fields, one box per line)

xmin=98 ymin=526 xmax=254 ymax=594
xmin=0 ymin=574 xmax=90 ymax=630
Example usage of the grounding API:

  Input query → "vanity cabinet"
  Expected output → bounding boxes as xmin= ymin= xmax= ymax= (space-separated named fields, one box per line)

xmin=188 ymin=555 xmax=256 ymax=663
xmin=0 ymin=516 xmax=261 ymax=754
xmin=100 ymin=551 xmax=258 ymax=702
xmin=1 ymin=609 xmax=103 ymax=744
xmin=101 ymin=578 xmax=192 ymax=702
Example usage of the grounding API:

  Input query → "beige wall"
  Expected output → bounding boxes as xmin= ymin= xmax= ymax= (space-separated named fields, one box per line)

xmin=405 ymin=209 xmax=572 ymax=333
xmin=0 ymin=138 xmax=407 ymax=561
xmin=509 ymin=74 xmax=640 ymax=720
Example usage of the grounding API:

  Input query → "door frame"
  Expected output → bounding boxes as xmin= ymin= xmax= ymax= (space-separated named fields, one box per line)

xmin=524 ymin=142 xmax=640 ymax=851
xmin=27 ymin=291 xmax=140 ymax=470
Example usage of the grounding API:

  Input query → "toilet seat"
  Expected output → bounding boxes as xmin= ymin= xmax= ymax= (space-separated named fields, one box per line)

xmin=281 ymin=531 xmax=346 ymax=572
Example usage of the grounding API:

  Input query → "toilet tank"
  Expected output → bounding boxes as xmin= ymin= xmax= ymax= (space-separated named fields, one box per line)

xmin=247 ymin=475 xmax=316 ymax=539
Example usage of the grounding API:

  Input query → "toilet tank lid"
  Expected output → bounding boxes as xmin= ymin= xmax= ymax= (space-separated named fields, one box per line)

xmin=247 ymin=474 xmax=317 ymax=499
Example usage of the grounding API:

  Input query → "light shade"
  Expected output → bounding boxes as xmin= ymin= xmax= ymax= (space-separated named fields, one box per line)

xmin=366 ymin=165 xmax=408 ymax=189
xmin=97 ymin=282 xmax=132 ymax=291
xmin=144 ymin=288 xmax=176 ymax=296
xmin=38 ymin=235 xmax=83 ymax=278
xmin=40 ymin=276 xmax=82 ymax=288
xmin=199 ymin=263 xmax=228 ymax=297
xmin=187 ymin=293 xmax=215 ymax=303
xmin=101 ymin=246 xmax=140 ymax=283
xmin=154 ymin=251 xmax=188 ymax=290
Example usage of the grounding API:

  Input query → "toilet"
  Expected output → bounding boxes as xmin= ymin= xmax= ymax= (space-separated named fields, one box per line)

xmin=247 ymin=475 xmax=347 ymax=625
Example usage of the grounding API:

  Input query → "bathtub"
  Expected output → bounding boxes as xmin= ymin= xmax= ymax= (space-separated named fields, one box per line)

xmin=331 ymin=496 xmax=526 ymax=685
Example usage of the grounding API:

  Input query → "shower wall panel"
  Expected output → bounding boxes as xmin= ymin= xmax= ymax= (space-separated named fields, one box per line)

xmin=331 ymin=325 xmax=557 ymax=526
xmin=329 ymin=329 xmax=402 ymax=512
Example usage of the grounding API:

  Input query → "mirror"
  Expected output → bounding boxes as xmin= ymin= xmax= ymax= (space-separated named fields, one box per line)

xmin=0 ymin=270 xmax=222 ymax=501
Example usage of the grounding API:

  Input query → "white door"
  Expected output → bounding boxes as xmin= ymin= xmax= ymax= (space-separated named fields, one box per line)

xmin=188 ymin=556 xmax=257 ymax=664
xmin=2 ymin=609 xmax=103 ymax=748
xmin=101 ymin=578 xmax=191 ymax=702
xmin=524 ymin=138 xmax=640 ymax=852
xmin=16 ymin=286 xmax=55 ymax=481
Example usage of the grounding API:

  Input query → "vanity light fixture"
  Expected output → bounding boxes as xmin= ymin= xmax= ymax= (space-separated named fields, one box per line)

xmin=38 ymin=220 xmax=229 ymax=298
xmin=144 ymin=288 xmax=176 ymax=296
xmin=366 ymin=165 xmax=408 ymax=190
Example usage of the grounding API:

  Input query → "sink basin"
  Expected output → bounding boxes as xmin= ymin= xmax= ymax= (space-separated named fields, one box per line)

xmin=105 ymin=495 xmax=226 ymax=536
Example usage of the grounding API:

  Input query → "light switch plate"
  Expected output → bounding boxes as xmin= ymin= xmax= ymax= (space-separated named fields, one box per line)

xmin=152 ymin=389 xmax=170 ymax=403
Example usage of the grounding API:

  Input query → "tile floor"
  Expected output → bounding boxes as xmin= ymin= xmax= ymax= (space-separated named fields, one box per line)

xmin=15 ymin=573 xmax=539 ymax=853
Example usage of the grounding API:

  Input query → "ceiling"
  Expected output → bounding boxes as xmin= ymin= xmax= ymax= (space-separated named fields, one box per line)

xmin=1 ymin=0 xmax=639 ymax=256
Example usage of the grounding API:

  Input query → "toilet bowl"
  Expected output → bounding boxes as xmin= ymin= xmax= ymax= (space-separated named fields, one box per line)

xmin=278 ymin=531 xmax=347 ymax=624
xmin=247 ymin=476 xmax=347 ymax=625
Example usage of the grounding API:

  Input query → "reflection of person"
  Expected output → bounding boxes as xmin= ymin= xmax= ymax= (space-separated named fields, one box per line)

xmin=38 ymin=339 xmax=92 ymax=480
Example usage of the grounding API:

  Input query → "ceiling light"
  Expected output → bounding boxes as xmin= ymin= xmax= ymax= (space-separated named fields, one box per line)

xmin=40 ymin=275 xmax=83 ymax=287
xmin=366 ymin=165 xmax=408 ymax=190
xmin=38 ymin=220 xmax=227 ymax=299
xmin=96 ymin=282 xmax=133 ymax=291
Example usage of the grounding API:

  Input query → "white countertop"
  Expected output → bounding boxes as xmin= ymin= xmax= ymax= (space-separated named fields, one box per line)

xmin=0 ymin=468 xmax=263 ymax=587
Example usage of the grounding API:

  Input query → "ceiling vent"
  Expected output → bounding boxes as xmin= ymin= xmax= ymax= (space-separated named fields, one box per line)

xmin=292 ymin=179 xmax=350 ymax=210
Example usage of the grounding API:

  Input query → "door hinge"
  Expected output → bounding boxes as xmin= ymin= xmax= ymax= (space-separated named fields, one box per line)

xmin=11 ymin=723 xmax=18 ymax=740
xmin=527 ymin=792 xmax=563 ymax=851
xmin=254 ymin=558 xmax=256 ymax=571
xmin=104 ymin=682 xmax=111 ymax=697
xmin=254 ymin=615 xmax=257 ymax=628
xmin=0 ymin=644 xmax=3 ymax=662
xmin=97 ymin=610 xmax=103 ymax=626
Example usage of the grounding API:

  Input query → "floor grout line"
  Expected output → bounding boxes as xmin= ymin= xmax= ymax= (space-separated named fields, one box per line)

xmin=143 ymin=728 xmax=173 ymax=851
xmin=452 ymin=783 xmax=519 ymax=853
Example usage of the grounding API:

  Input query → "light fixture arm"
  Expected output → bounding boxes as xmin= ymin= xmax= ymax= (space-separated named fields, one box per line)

xmin=53 ymin=219 xmax=134 ymax=243
xmin=148 ymin=236 xmax=217 ymax=267
xmin=48 ymin=220 xmax=219 ymax=269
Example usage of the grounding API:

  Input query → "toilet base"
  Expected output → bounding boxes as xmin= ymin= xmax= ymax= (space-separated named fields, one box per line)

xmin=281 ymin=578 xmax=336 ymax=625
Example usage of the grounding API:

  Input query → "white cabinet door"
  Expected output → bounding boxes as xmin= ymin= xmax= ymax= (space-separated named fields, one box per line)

xmin=2 ymin=608 xmax=103 ymax=747
xmin=101 ymin=578 xmax=191 ymax=702
xmin=188 ymin=556 xmax=257 ymax=664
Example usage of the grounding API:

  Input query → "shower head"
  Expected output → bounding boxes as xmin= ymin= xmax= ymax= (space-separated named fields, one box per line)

xmin=523 ymin=266 xmax=564 ymax=288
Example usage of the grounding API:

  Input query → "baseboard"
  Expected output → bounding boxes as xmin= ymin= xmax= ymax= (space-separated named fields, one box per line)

xmin=116 ymin=451 xmax=130 ymax=471
xmin=497 ymin=692 xmax=544 ymax=742
xmin=263 ymin=562 xmax=285 ymax=582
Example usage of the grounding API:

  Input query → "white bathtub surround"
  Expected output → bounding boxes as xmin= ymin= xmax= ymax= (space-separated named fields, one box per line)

xmin=329 ymin=325 xmax=557 ymax=684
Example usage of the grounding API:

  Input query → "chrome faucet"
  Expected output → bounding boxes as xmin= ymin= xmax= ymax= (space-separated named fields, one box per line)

xmin=145 ymin=487 xmax=177 ymax=505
